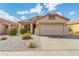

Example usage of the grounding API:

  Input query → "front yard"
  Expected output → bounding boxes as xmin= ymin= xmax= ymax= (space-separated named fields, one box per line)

xmin=0 ymin=35 xmax=79 ymax=51
xmin=0 ymin=26 xmax=41 ymax=51
xmin=2 ymin=24 xmax=79 ymax=51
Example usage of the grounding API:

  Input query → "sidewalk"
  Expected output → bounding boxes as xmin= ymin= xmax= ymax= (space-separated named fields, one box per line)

xmin=0 ymin=51 xmax=79 ymax=56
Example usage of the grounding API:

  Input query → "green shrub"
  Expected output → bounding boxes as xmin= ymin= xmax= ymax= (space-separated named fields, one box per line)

xmin=21 ymin=33 xmax=31 ymax=40
xmin=0 ymin=37 xmax=7 ymax=40
xmin=27 ymin=42 xmax=37 ymax=48
xmin=7 ymin=27 xmax=18 ymax=36
xmin=69 ymin=28 xmax=73 ymax=32
xmin=24 ymin=25 xmax=30 ymax=32
xmin=20 ymin=28 xmax=27 ymax=34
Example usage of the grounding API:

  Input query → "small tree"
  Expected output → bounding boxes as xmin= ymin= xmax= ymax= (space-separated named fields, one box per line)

xmin=7 ymin=27 xmax=18 ymax=36
xmin=68 ymin=26 xmax=73 ymax=32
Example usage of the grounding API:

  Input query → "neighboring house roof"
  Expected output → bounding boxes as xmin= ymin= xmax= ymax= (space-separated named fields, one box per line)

xmin=18 ymin=20 xmax=35 ymax=25
xmin=67 ymin=19 xmax=79 ymax=25
xmin=0 ymin=18 xmax=18 ymax=26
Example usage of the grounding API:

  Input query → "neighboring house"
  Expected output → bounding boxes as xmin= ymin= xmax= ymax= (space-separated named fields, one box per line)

xmin=19 ymin=13 xmax=69 ymax=35
xmin=0 ymin=18 xmax=19 ymax=34
xmin=67 ymin=19 xmax=79 ymax=32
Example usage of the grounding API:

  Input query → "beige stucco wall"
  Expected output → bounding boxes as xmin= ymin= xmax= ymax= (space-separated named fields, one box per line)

xmin=0 ymin=22 xmax=8 ymax=34
xmin=36 ymin=16 xmax=67 ymax=24
xmin=63 ymin=24 xmax=69 ymax=35
xmin=35 ymin=15 xmax=69 ymax=35
xmin=70 ymin=24 xmax=79 ymax=32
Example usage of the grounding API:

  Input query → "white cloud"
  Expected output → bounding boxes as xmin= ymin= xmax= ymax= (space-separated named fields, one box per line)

xmin=17 ymin=3 xmax=62 ymax=16
xmin=69 ymin=11 xmax=76 ymax=15
xmin=20 ymin=16 xmax=26 ymax=20
xmin=17 ymin=10 xmax=29 ymax=15
xmin=44 ymin=3 xmax=61 ymax=11
xmin=17 ymin=11 xmax=25 ymax=15
xmin=56 ymin=12 xmax=63 ymax=15
xmin=17 ymin=4 xmax=43 ymax=15
xmin=30 ymin=4 xmax=43 ymax=15
xmin=0 ymin=10 xmax=20 ymax=22
xmin=25 ymin=10 xmax=29 ymax=14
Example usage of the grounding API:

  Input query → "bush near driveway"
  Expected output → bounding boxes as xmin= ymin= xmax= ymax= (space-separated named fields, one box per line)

xmin=7 ymin=27 xmax=18 ymax=36
xmin=21 ymin=33 xmax=32 ymax=40
xmin=20 ymin=28 xmax=27 ymax=34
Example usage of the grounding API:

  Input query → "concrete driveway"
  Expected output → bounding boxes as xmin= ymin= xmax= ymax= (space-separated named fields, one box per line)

xmin=36 ymin=35 xmax=79 ymax=51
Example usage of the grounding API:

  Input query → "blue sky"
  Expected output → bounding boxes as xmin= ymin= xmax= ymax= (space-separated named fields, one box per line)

xmin=0 ymin=3 xmax=79 ymax=21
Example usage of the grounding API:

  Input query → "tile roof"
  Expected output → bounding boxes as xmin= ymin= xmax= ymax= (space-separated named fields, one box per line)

xmin=0 ymin=18 xmax=18 ymax=25
xmin=19 ymin=13 xmax=70 ymax=24
xmin=31 ymin=13 xmax=70 ymax=21
xmin=67 ymin=19 xmax=79 ymax=25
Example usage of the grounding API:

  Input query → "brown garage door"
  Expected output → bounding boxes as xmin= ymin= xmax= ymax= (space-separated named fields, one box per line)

xmin=39 ymin=24 xmax=64 ymax=35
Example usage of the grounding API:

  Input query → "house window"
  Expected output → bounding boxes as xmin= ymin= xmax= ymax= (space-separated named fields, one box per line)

xmin=49 ymin=15 xmax=55 ymax=20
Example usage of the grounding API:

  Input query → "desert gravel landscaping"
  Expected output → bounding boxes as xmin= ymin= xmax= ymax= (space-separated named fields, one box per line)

xmin=0 ymin=35 xmax=41 ymax=51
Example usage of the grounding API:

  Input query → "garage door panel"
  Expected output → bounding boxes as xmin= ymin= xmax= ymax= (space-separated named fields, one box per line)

xmin=39 ymin=24 xmax=64 ymax=35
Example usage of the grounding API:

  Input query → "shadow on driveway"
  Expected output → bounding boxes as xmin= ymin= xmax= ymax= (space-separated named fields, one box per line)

xmin=41 ymin=35 xmax=79 ymax=39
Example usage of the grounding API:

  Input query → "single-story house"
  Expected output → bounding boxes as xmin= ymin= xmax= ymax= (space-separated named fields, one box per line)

xmin=67 ymin=19 xmax=79 ymax=32
xmin=19 ymin=13 xmax=70 ymax=35
xmin=0 ymin=18 xmax=19 ymax=34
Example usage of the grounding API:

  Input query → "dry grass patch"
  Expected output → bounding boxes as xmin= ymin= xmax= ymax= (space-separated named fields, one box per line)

xmin=21 ymin=33 xmax=32 ymax=40
xmin=27 ymin=42 xmax=38 ymax=48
